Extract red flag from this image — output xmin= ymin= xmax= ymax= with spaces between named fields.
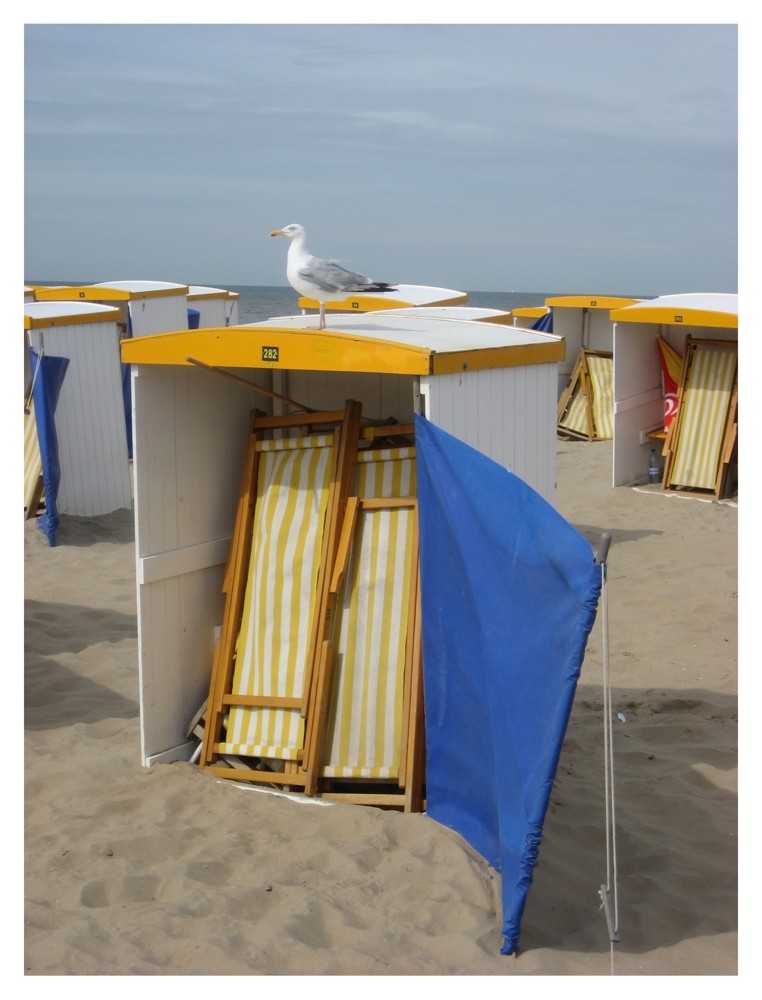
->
xmin=657 ymin=337 xmax=682 ymax=432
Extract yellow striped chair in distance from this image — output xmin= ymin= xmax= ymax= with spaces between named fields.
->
xmin=585 ymin=351 xmax=614 ymax=440
xmin=24 ymin=400 xmax=44 ymax=519
xmin=662 ymin=337 xmax=738 ymax=500
xmin=557 ymin=348 xmax=614 ymax=441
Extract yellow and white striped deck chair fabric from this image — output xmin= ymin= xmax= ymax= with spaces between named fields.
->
xmin=557 ymin=353 xmax=590 ymax=439
xmin=557 ymin=384 xmax=589 ymax=437
xmin=665 ymin=341 xmax=737 ymax=494
xmin=320 ymin=444 xmax=418 ymax=782
xmin=557 ymin=349 xmax=613 ymax=440
xmin=585 ymin=352 xmax=614 ymax=440
xmin=217 ymin=433 xmax=335 ymax=761
xmin=24 ymin=402 xmax=44 ymax=517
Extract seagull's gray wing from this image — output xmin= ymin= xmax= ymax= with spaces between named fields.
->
xmin=298 ymin=256 xmax=372 ymax=294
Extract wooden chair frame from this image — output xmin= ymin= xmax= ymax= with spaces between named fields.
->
xmin=557 ymin=348 xmax=614 ymax=441
xmin=199 ymin=402 xmax=362 ymax=789
xmin=197 ymin=415 xmax=426 ymax=811
xmin=661 ymin=336 xmax=738 ymax=500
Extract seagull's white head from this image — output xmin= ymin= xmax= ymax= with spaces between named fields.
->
xmin=269 ymin=223 xmax=305 ymax=240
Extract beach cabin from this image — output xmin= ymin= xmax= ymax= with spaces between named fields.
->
xmin=297 ymin=283 xmax=468 ymax=319
xmin=24 ymin=300 xmax=132 ymax=519
xmin=376 ymin=306 xmax=514 ymax=325
xmin=547 ymin=295 xmax=641 ymax=397
xmin=547 ymin=295 xmax=641 ymax=443
xmin=609 ymin=293 xmax=738 ymax=494
xmin=511 ymin=306 xmax=550 ymax=329
xmin=187 ymin=285 xmax=240 ymax=328
xmin=33 ymin=280 xmax=191 ymax=337
xmin=121 ymin=311 xmax=564 ymax=772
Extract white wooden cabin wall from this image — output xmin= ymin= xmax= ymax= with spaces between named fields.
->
xmin=132 ymin=363 xmax=272 ymax=764
xmin=285 ymin=370 xmax=414 ymax=425
xmin=128 ymin=295 xmax=189 ymax=337
xmin=588 ymin=310 xmax=617 ymax=352
xmin=191 ymin=297 xmax=239 ymax=328
xmin=27 ymin=320 xmax=132 ymax=516
xmin=551 ymin=309 xmax=582 ymax=388
xmin=422 ymin=363 xmax=557 ymax=503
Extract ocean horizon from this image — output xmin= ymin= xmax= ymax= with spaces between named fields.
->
xmin=27 ymin=283 xmax=654 ymax=325
xmin=229 ymin=286 xmax=557 ymax=324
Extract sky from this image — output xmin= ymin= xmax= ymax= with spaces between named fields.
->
xmin=12 ymin=11 xmax=757 ymax=949
xmin=22 ymin=15 xmax=739 ymax=297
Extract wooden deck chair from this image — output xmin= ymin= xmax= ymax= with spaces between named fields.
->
xmin=199 ymin=401 xmax=362 ymax=787
xmin=662 ymin=337 xmax=738 ymax=500
xmin=305 ymin=426 xmax=425 ymax=811
xmin=585 ymin=351 xmax=614 ymax=440
xmin=24 ymin=400 xmax=44 ymax=519
xmin=557 ymin=349 xmax=614 ymax=441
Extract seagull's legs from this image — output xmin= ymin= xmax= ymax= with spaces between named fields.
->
xmin=319 ymin=303 xmax=326 ymax=330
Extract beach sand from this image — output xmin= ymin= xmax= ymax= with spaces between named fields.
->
xmin=23 ymin=438 xmax=738 ymax=977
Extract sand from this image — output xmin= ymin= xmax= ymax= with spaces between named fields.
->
xmin=23 ymin=438 xmax=738 ymax=978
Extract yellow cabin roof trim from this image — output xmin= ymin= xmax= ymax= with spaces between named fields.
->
xmin=34 ymin=284 xmax=189 ymax=302
xmin=298 ymin=291 xmax=469 ymax=312
xmin=121 ymin=323 xmax=564 ymax=376
xmin=187 ymin=289 xmax=241 ymax=300
xmin=430 ymin=340 xmax=565 ymax=375
xmin=24 ymin=307 xmax=123 ymax=329
xmin=122 ymin=326 xmax=434 ymax=375
xmin=511 ymin=306 xmax=549 ymax=318
xmin=544 ymin=295 xmax=640 ymax=310
xmin=609 ymin=304 xmax=738 ymax=328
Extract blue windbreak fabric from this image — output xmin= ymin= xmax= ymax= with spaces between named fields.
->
xmin=414 ymin=415 xmax=601 ymax=955
xmin=29 ymin=348 xmax=69 ymax=546
xmin=122 ymin=309 xmax=133 ymax=459
xmin=531 ymin=310 xmax=553 ymax=332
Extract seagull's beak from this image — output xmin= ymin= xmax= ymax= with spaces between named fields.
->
xmin=269 ymin=229 xmax=284 ymax=237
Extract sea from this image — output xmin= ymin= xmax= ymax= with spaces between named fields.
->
xmin=31 ymin=284 xmax=649 ymax=322
xmin=222 ymin=286 xmax=553 ymax=324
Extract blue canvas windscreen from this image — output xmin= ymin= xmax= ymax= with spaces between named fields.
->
xmin=414 ymin=415 xmax=601 ymax=955
xmin=122 ymin=310 xmax=133 ymax=459
xmin=531 ymin=310 xmax=554 ymax=332
xmin=29 ymin=348 xmax=69 ymax=546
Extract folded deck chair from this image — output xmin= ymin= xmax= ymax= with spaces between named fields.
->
xmin=24 ymin=401 xmax=44 ymax=519
xmin=305 ymin=426 xmax=425 ymax=810
xmin=557 ymin=349 xmax=614 ymax=441
xmin=200 ymin=402 xmax=362 ymax=787
xmin=662 ymin=337 xmax=738 ymax=499
xmin=585 ymin=351 xmax=614 ymax=439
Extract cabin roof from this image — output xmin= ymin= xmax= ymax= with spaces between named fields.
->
xmin=24 ymin=300 xmax=122 ymax=329
xmin=610 ymin=292 xmax=738 ymax=328
xmin=34 ymin=280 xmax=189 ymax=302
xmin=297 ymin=283 xmax=468 ymax=313
xmin=121 ymin=310 xmax=564 ymax=377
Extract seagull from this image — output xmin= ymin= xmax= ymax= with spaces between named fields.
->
xmin=269 ymin=223 xmax=397 ymax=329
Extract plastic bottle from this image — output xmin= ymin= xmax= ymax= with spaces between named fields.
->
xmin=648 ymin=448 xmax=660 ymax=484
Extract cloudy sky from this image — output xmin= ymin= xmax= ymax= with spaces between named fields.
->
xmin=23 ymin=17 xmax=738 ymax=297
